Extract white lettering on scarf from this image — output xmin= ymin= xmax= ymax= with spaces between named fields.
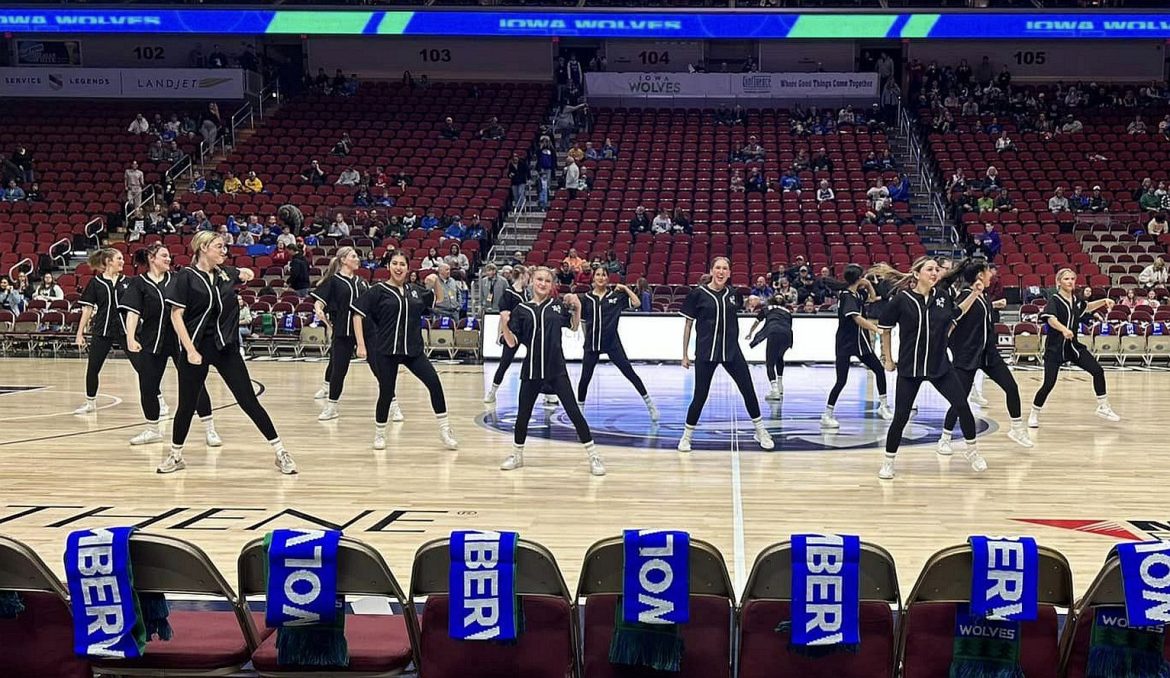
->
xmin=804 ymin=534 xmax=845 ymax=644
xmin=462 ymin=531 xmax=503 ymax=639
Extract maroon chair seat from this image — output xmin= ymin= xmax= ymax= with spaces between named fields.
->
xmin=738 ymin=600 xmax=894 ymax=678
xmin=252 ymin=614 xmax=412 ymax=673
xmin=419 ymin=594 xmax=574 ymax=677
xmin=901 ymin=602 xmax=1059 ymax=678
xmin=583 ymin=593 xmax=731 ymax=678
xmin=1063 ymin=605 xmax=1170 ymax=678
xmin=101 ymin=610 xmax=268 ymax=671
xmin=0 ymin=591 xmax=91 ymax=678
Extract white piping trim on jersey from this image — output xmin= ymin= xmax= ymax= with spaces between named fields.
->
xmin=189 ymin=269 xmax=215 ymax=346
xmin=698 ymin=285 xmax=724 ymax=362
xmin=519 ymin=303 xmax=541 ymax=379
xmin=149 ymin=273 xmax=168 ymax=354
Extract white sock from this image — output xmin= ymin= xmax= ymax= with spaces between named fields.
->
xmin=436 ymin=412 xmax=450 ymax=430
xmin=965 ymin=439 xmax=977 ymax=448
xmin=375 ymin=422 xmax=387 ymax=432
xmin=752 ymin=416 xmax=768 ymax=433
xmin=883 ymin=452 xmax=896 ymax=463
xmin=201 ymin=415 xmax=216 ymax=432
xmin=1032 ymin=405 xmax=1043 ymax=414
xmin=322 ymin=381 xmax=329 ymax=391
xmin=825 ymin=404 xmax=835 ymax=415
xmin=268 ymin=437 xmax=285 ymax=453
xmin=512 ymin=443 xmax=524 ymax=453
xmin=1096 ymin=395 xmax=1109 ymax=406
xmin=584 ymin=441 xmax=597 ymax=456
xmin=146 ymin=420 xmax=160 ymax=434
xmin=158 ymin=394 xmax=166 ymax=404
xmin=86 ymin=396 xmax=96 ymax=404
xmin=1010 ymin=417 xmax=1023 ymax=428
xmin=939 ymin=430 xmax=952 ymax=441
xmin=327 ymin=398 xmax=339 ymax=406
xmin=879 ymin=393 xmax=888 ymax=407
xmin=642 ymin=394 xmax=653 ymax=404
xmin=682 ymin=423 xmax=695 ymax=437
xmin=489 ymin=383 xmax=499 ymax=394
xmin=169 ymin=444 xmax=184 ymax=457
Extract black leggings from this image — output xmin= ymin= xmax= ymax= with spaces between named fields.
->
xmin=1032 ymin=349 xmax=1107 ymax=408
xmin=492 ymin=342 xmax=519 ymax=386
xmin=886 ymin=370 xmax=976 ymax=454
xmin=764 ymin=336 xmax=791 ymax=382
xmin=127 ymin=350 xmax=211 ymax=422
xmin=515 ymin=375 xmax=592 ymax=445
xmin=686 ymin=357 xmax=762 ymax=427
xmin=324 ymin=335 xmax=357 ymax=402
xmin=826 ymin=352 xmax=888 ymax=407
xmin=944 ymin=360 xmax=1021 ymax=430
xmin=172 ymin=338 xmax=278 ymax=446
xmin=576 ymin=342 xmax=648 ymax=402
xmin=369 ymin=352 xmax=447 ymax=424
xmin=84 ymin=336 xmax=122 ymax=398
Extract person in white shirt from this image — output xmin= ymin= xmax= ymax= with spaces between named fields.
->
xmin=276 ymin=231 xmax=296 ymax=248
xmin=33 ymin=273 xmax=64 ymax=301
xmin=124 ymin=161 xmax=145 ymax=208
xmin=995 ymin=131 xmax=1016 ymax=154
xmin=866 ymin=178 xmax=890 ymax=209
xmin=236 ymin=229 xmax=255 ymax=246
xmin=652 ymin=210 xmax=673 ymax=234
xmin=1139 ymin=256 xmax=1168 ymax=287
xmin=336 ymin=167 xmax=361 ymax=187
xmin=327 ymin=212 xmax=351 ymax=237
xmin=816 ymin=180 xmax=835 ymax=203
xmin=564 ymin=158 xmax=581 ymax=199
xmin=127 ymin=114 xmax=150 ymax=134
xmin=1048 ymin=187 xmax=1070 ymax=213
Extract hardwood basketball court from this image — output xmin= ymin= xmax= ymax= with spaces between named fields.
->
xmin=0 ymin=355 xmax=1163 ymax=597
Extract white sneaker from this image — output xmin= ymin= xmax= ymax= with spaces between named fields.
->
xmin=936 ymin=436 xmax=954 ymax=457
xmin=1008 ymin=425 xmax=1034 ymax=448
xmin=588 ymin=453 xmax=607 ymax=476
xmin=373 ymin=431 xmax=386 ymax=450
xmin=483 ymin=388 xmax=497 ymax=404
xmin=754 ymin=428 xmax=775 ymax=451
xmin=1027 ymin=409 xmax=1040 ymax=428
xmin=205 ymin=429 xmax=223 ymax=447
xmin=969 ymin=389 xmax=989 ymax=407
xmin=314 ymin=386 xmax=328 ymax=400
xmin=964 ymin=447 xmax=988 ymax=473
xmin=909 ymin=405 xmax=919 ymax=420
xmin=765 ymin=383 xmax=782 ymax=401
xmin=318 ymin=403 xmax=339 ymax=421
xmin=500 ymin=451 xmax=524 ymax=471
xmin=157 ymin=398 xmax=170 ymax=418
xmin=129 ymin=429 xmax=163 ymax=446
xmin=156 ymin=451 xmax=185 ymax=474
xmin=877 ymin=403 xmax=894 ymax=421
xmin=544 ymin=394 xmax=559 ymax=406
xmin=645 ymin=399 xmax=660 ymax=422
xmin=878 ymin=458 xmax=896 ymax=480
xmin=439 ymin=426 xmax=459 ymax=450
xmin=275 ymin=450 xmax=298 ymax=475
xmin=677 ymin=432 xmax=693 ymax=452
xmin=389 ymin=401 xmax=405 ymax=422
xmin=74 ymin=401 xmax=96 ymax=415
xmin=820 ymin=413 xmax=840 ymax=429
xmin=1095 ymin=404 xmax=1121 ymax=422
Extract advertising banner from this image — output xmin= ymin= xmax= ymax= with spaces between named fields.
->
xmin=0 ymin=67 xmax=244 ymax=98
xmin=15 ymin=39 xmax=82 ymax=66
xmin=586 ymin=71 xmax=878 ymax=100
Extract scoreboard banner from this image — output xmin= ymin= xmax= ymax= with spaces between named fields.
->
xmin=586 ymin=72 xmax=878 ymax=100
xmin=0 ymin=9 xmax=1169 ymax=38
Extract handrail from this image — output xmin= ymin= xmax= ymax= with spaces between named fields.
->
xmin=84 ymin=216 xmax=106 ymax=239
xmin=125 ymin=184 xmax=155 ymax=221
xmin=49 ymin=238 xmax=71 ymax=266
xmin=8 ymin=258 xmax=32 ymax=281
xmin=166 ymin=153 xmax=193 ymax=184
xmin=900 ymin=102 xmax=954 ymax=246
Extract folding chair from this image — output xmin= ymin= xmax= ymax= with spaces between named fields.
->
xmin=0 ymin=535 xmax=92 ymax=678
xmin=898 ymin=542 xmax=1073 ymax=678
xmin=1060 ymin=551 xmax=1170 ymax=678
xmin=577 ymin=535 xmax=734 ymax=678
xmin=410 ymin=535 xmax=576 ymax=677
xmin=738 ymin=539 xmax=900 ymax=678
xmin=92 ymin=532 xmax=267 ymax=676
xmin=238 ymin=535 xmax=420 ymax=677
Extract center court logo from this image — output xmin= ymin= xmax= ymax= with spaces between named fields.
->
xmin=1012 ymin=518 xmax=1170 ymax=541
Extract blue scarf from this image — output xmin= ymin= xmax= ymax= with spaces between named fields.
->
xmin=265 ymin=529 xmax=347 ymax=667
xmin=1118 ymin=541 xmax=1170 ymax=628
xmin=968 ymin=536 xmax=1039 ymax=622
xmin=448 ymin=530 xmax=520 ymax=641
xmin=609 ymin=530 xmax=689 ymax=672
xmin=790 ymin=534 xmax=861 ymax=649
xmin=1087 ymin=606 xmax=1170 ymax=678
xmin=64 ymin=526 xmax=170 ymax=659
xmin=950 ymin=604 xmax=1024 ymax=678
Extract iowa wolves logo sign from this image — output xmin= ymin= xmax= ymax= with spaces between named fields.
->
xmin=1012 ymin=519 xmax=1170 ymax=542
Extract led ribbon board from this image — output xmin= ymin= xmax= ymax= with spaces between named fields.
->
xmin=0 ymin=9 xmax=1168 ymax=38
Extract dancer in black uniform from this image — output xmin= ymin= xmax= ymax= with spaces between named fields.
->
xmin=312 ymin=246 xmax=373 ymax=422
xmin=677 ymin=257 xmax=774 ymax=452
xmin=873 ymin=257 xmax=987 ymax=479
xmin=74 ymin=248 xmax=127 ymax=415
xmin=820 ymin=265 xmax=893 ymax=428
xmin=576 ymin=266 xmax=659 ymax=420
xmin=122 ymin=243 xmax=218 ymax=447
xmin=1028 ymin=267 xmax=1120 ymax=427
xmin=745 ymin=294 xmax=793 ymax=401
xmin=483 ymin=265 xmax=530 ymax=404
xmin=938 ymin=260 xmax=1034 ymax=454
xmin=161 ymin=231 xmax=297 ymax=475
xmin=499 ymin=266 xmax=605 ymax=475
xmin=352 ymin=251 xmax=459 ymax=452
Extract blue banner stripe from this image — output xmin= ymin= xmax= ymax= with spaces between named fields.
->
xmin=885 ymin=14 xmax=910 ymax=39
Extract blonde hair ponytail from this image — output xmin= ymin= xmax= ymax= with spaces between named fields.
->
xmin=323 ymin=246 xmax=356 ymax=280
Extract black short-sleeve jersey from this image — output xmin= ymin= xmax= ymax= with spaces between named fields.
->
xmin=311 ymin=273 xmax=369 ymax=338
xmin=508 ymin=298 xmax=575 ymax=381
xmin=80 ymin=275 xmax=127 ymax=339
xmin=120 ymin=272 xmax=175 ymax=355
xmin=352 ymin=282 xmax=434 ymax=357
xmin=580 ymin=290 xmax=629 ymax=354
xmin=1039 ymin=292 xmax=1088 ymax=361
xmin=680 ymin=284 xmax=743 ymax=364
xmin=166 ymin=266 xmax=242 ymax=349
xmin=835 ymin=289 xmax=874 ymax=358
xmin=878 ymin=288 xmax=957 ymax=378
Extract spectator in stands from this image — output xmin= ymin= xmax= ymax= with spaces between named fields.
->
xmin=147 ymin=139 xmax=165 ymax=163
xmin=166 ymin=202 xmax=186 ymax=232
xmin=223 ymin=171 xmax=243 ymax=195
xmin=775 ymin=278 xmax=798 ymax=306
xmin=276 ymin=228 xmax=296 ymax=248
xmin=1135 ymin=177 xmax=1155 ymax=202
xmin=236 ymin=227 xmax=255 ymax=247
xmin=163 ymin=141 xmax=184 ymax=163
xmin=277 ymin=204 xmax=304 ymax=234
xmin=205 ymin=171 xmax=224 ymax=195
xmin=479 ymin=264 xmax=507 ymax=313
xmin=287 ymin=245 xmax=311 ymax=297
xmin=1088 ymin=186 xmax=1109 ymax=213
xmin=816 ymin=180 xmax=835 ymax=203
xmin=974 ymin=222 xmax=1002 ymax=261
xmin=440 ymin=117 xmax=460 ymax=141
xmin=995 ymin=131 xmax=1016 ymax=154
xmin=24 ymin=182 xmax=41 ymax=202
xmin=751 ymin=276 xmax=774 ymax=299
xmin=433 ymin=263 xmax=463 ymax=321
xmin=336 ymin=166 xmax=361 ymax=187
xmin=567 ymin=143 xmax=585 ymax=164
xmin=444 ymin=243 xmax=469 ymax=276
xmin=326 ymin=212 xmax=351 ymax=237
xmin=603 ymin=250 xmax=624 ymax=276
xmin=301 ymin=160 xmax=326 ymax=186
xmin=861 ymin=152 xmax=881 ymax=172
xmin=730 ymin=170 xmax=745 ymax=193
xmin=0 ymin=278 xmax=24 ymax=314
xmin=1148 ymin=213 xmax=1168 ymax=237
xmin=1159 ymin=115 xmax=1170 ymax=140
xmin=867 ymin=177 xmax=890 ymax=209
xmin=982 ymin=165 xmax=1001 ymax=190
xmin=564 ymin=158 xmax=581 ymax=200
xmin=601 ymin=138 xmax=618 ymax=159
xmin=258 ymin=226 xmax=277 ymax=246
xmin=652 ymin=209 xmax=673 ymax=234
xmin=3 ymin=181 xmax=25 ymax=202
xmin=1058 ymin=115 xmax=1083 ymax=135
xmin=556 ymin=261 xmax=575 ymax=286
xmin=635 ymin=278 xmax=652 ymax=312
xmin=672 ymin=209 xmax=693 ymax=236
xmin=1146 ymin=289 xmax=1162 ymax=309
xmin=811 ymin=147 xmax=833 ymax=173
xmin=189 ymin=210 xmax=212 ymax=233
xmin=207 ymin=44 xmax=228 ymax=68
xmin=746 ymin=166 xmax=769 ymax=194
xmin=947 ymin=167 xmax=968 ymax=194
xmin=563 ymin=248 xmax=586 ymax=273
xmin=1068 ymin=185 xmax=1088 ymax=212
xmin=1128 ymin=115 xmax=1148 ymax=135
xmin=189 ymin=171 xmax=207 ymax=194
xmin=421 ymin=247 xmax=443 ymax=270
xmin=199 ymin=116 xmax=218 ymax=147
xmin=32 ymin=273 xmax=63 ymax=301
xmin=11 ymin=146 xmax=33 ymax=183
xmin=478 ymin=117 xmax=505 ymax=141
xmin=243 ymin=171 xmax=263 ymax=194
xmin=740 ymin=136 xmax=766 ymax=162
xmin=1140 ymin=256 xmax=1168 ymax=287
xmin=330 ymin=132 xmax=353 ymax=157
xmin=1048 ymin=187 xmax=1070 ymax=213
xmin=629 ymin=206 xmax=651 ymax=235
xmin=507 ymin=154 xmax=529 ymax=208
xmin=884 ymin=173 xmax=909 ymax=203
xmin=421 ymin=210 xmax=440 ymax=232
xmin=779 ymin=168 xmax=801 ymax=193
xmin=976 ymin=191 xmax=996 ymax=214
xmin=128 ymin=114 xmax=151 ymax=135
xmin=837 ymin=106 xmax=856 ymax=130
